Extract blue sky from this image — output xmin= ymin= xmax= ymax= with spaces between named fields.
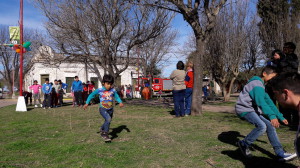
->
xmin=0 ymin=0 xmax=45 ymax=30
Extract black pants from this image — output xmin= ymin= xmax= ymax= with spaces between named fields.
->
xmin=43 ymin=94 xmax=52 ymax=108
xmin=58 ymin=92 xmax=64 ymax=106
xmin=74 ymin=91 xmax=83 ymax=106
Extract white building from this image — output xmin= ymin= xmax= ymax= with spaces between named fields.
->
xmin=24 ymin=46 xmax=139 ymax=95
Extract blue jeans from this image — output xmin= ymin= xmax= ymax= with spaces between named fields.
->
xmin=173 ymin=89 xmax=185 ymax=117
xmin=99 ymin=107 xmax=114 ymax=132
xmin=185 ymin=88 xmax=192 ymax=115
xmin=242 ymin=112 xmax=284 ymax=155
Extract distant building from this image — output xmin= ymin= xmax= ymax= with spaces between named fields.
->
xmin=24 ymin=46 xmax=140 ymax=94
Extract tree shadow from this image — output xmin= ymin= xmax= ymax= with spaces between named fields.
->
xmin=109 ymin=125 xmax=130 ymax=140
xmin=218 ymin=131 xmax=297 ymax=168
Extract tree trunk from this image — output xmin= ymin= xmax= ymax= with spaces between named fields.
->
xmin=191 ymin=38 xmax=205 ymax=115
xmin=223 ymin=77 xmax=237 ymax=101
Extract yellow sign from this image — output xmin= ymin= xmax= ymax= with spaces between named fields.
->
xmin=9 ymin=26 xmax=20 ymax=44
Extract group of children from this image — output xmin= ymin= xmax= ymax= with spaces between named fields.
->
xmin=235 ymin=42 xmax=300 ymax=162
xmin=30 ymin=78 xmax=68 ymax=109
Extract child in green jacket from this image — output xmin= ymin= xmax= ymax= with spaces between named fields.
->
xmin=235 ymin=66 xmax=296 ymax=161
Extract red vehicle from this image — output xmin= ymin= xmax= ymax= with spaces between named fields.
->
xmin=135 ymin=77 xmax=173 ymax=96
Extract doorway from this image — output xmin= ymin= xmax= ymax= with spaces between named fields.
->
xmin=40 ymin=74 xmax=49 ymax=84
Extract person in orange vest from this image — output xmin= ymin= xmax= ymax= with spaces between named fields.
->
xmin=184 ymin=62 xmax=193 ymax=116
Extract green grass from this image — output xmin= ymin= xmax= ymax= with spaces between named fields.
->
xmin=0 ymin=103 xmax=299 ymax=168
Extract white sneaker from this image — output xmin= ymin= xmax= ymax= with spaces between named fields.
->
xmin=40 ymin=104 xmax=43 ymax=107
xmin=34 ymin=105 xmax=38 ymax=108
xmin=278 ymin=152 xmax=297 ymax=161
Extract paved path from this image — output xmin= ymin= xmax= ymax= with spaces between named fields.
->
xmin=0 ymin=99 xmax=18 ymax=108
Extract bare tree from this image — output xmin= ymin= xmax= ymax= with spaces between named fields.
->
xmin=137 ymin=29 xmax=177 ymax=92
xmin=34 ymin=0 xmax=174 ymax=84
xmin=0 ymin=25 xmax=46 ymax=97
xmin=257 ymin=0 xmax=300 ymax=56
xmin=242 ymin=15 xmax=263 ymax=79
xmin=142 ymin=0 xmax=227 ymax=115
xmin=207 ymin=1 xmax=249 ymax=101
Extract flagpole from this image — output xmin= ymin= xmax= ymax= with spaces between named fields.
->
xmin=16 ymin=0 xmax=27 ymax=112
xmin=19 ymin=0 xmax=23 ymax=96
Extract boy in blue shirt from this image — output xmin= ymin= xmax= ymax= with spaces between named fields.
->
xmin=72 ymin=76 xmax=83 ymax=107
xmin=83 ymin=74 xmax=124 ymax=141
xmin=235 ymin=66 xmax=296 ymax=161
xmin=42 ymin=78 xmax=52 ymax=109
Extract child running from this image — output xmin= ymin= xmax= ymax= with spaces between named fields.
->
xmin=235 ymin=65 xmax=296 ymax=161
xmin=83 ymin=74 xmax=124 ymax=142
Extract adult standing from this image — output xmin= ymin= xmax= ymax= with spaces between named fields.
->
xmin=184 ymin=62 xmax=194 ymax=116
xmin=170 ymin=61 xmax=186 ymax=117
xmin=72 ymin=76 xmax=83 ymax=107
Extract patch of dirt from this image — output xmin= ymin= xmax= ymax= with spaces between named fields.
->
xmin=125 ymin=98 xmax=235 ymax=113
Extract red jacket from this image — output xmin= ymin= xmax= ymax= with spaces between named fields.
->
xmin=185 ymin=71 xmax=194 ymax=88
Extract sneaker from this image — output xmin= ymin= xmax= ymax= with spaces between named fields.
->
xmin=237 ymin=140 xmax=252 ymax=158
xmin=278 ymin=152 xmax=297 ymax=161
xmin=43 ymin=107 xmax=46 ymax=109
xmin=34 ymin=105 xmax=38 ymax=108
xmin=40 ymin=104 xmax=43 ymax=107
xmin=101 ymin=132 xmax=111 ymax=142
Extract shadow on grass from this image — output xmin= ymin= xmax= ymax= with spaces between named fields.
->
xmin=218 ymin=131 xmax=297 ymax=168
xmin=26 ymin=107 xmax=35 ymax=111
xmin=109 ymin=125 xmax=130 ymax=140
xmin=168 ymin=110 xmax=175 ymax=116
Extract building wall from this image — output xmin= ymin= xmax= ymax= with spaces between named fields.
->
xmin=24 ymin=62 xmax=137 ymax=93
